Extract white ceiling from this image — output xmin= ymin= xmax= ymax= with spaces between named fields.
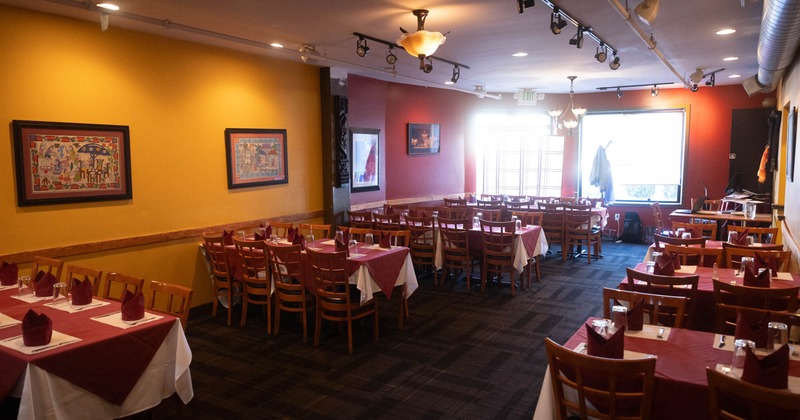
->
xmin=1 ymin=0 xmax=765 ymax=95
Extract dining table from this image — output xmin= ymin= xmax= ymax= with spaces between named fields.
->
xmin=433 ymin=224 xmax=549 ymax=274
xmin=533 ymin=317 xmax=800 ymax=420
xmin=642 ymin=239 xmax=776 ymax=262
xmin=619 ymin=262 xmax=800 ymax=331
xmin=0 ymin=283 xmax=192 ymax=419
xmin=669 ymin=210 xmax=772 ymax=240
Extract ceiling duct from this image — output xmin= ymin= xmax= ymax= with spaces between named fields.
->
xmin=746 ymin=0 xmax=800 ymax=95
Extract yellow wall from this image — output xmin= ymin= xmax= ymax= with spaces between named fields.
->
xmin=0 ymin=6 xmax=323 ymax=305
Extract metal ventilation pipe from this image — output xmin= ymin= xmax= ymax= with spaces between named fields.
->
xmin=752 ymin=0 xmax=800 ymax=93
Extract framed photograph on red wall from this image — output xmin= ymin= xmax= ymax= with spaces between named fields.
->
xmin=225 ymin=128 xmax=288 ymax=189
xmin=408 ymin=123 xmax=440 ymax=155
xmin=12 ymin=120 xmax=132 ymax=207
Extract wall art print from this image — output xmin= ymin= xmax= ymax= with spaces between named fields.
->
xmin=408 ymin=122 xmax=440 ymax=155
xmin=350 ymin=128 xmax=380 ymax=192
xmin=12 ymin=120 xmax=132 ymax=207
xmin=225 ymin=128 xmax=288 ymax=189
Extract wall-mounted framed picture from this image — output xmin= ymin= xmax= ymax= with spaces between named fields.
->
xmin=225 ymin=128 xmax=288 ymax=189
xmin=408 ymin=123 xmax=440 ymax=155
xmin=350 ymin=128 xmax=380 ymax=192
xmin=12 ymin=120 xmax=132 ymax=207
xmin=787 ymin=106 xmax=797 ymax=182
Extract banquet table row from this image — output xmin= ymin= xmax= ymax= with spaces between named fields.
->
xmin=533 ymin=318 xmax=800 ymax=420
xmin=0 ymin=284 xmax=193 ymax=419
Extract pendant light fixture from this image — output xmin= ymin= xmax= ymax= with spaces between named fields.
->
xmin=549 ymin=76 xmax=586 ymax=137
xmin=397 ymin=9 xmax=446 ymax=73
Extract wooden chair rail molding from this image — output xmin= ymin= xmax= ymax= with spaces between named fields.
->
xmin=350 ymin=192 xmax=477 ymax=212
xmin=1 ymin=210 xmax=324 ymax=264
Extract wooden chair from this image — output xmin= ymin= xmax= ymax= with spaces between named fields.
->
xmin=626 ymin=268 xmax=699 ymax=328
xmin=722 ymin=242 xmax=786 ymax=270
xmin=202 ymin=233 xmax=238 ymax=325
xmin=31 ymin=256 xmax=64 ymax=282
xmin=557 ymin=197 xmax=578 ymax=205
xmin=712 ymin=279 xmax=799 ymax=332
xmin=443 ymin=197 xmax=467 ymax=207
xmin=564 ymin=209 xmax=601 ymax=264
xmin=479 ymin=220 xmax=519 ymax=296
xmin=476 ymin=199 xmax=502 ymax=208
xmin=541 ymin=208 xmax=566 ymax=258
xmin=602 ymin=288 xmax=688 ymax=328
xmin=692 ymin=198 xmax=722 ymax=211
xmin=726 ymin=225 xmax=778 ymax=244
xmin=672 ymin=221 xmax=717 ymax=240
xmin=714 ymin=304 xmax=800 ymax=337
xmin=437 ymin=217 xmax=473 ymax=288
xmin=268 ymin=221 xmax=293 ymax=238
xmin=102 ymin=272 xmax=145 ymax=302
xmin=306 ymin=248 xmax=378 ymax=354
xmin=299 ymin=223 xmax=331 ymax=239
xmin=405 ymin=215 xmax=437 ymax=283
xmin=544 ymin=337 xmax=656 ymax=420
xmin=372 ymin=229 xmax=411 ymax=247
xmin=347 ymin=211 xmax=374 ymax=229
xmin=347 ymin=227 xmax=372 ymax=243
xmin=439 ymin=206 xmax=468 ymax=219
xmin=147 ymin=281 xmax=194 ymax=330
xmin=650 ymin=202 xmax=664 ymax=233
xmin=505 ymin=200 xmax=532 ymax=210
xmin=706 ymin=367 xmax=800 ymax=420
xmin=373 ymin=213 xmax=401 ymax=230
xmin=382 ymin=203 xmax=409 ymax=215
xmin=653 ymin=234 xmax=706 ymax=252
xmin=233 ymin=238 xmax=272 ymax=331
xmin=511 ymin=210 xmax=543 ymax=226
xmin=477 ymin=208 xmax=503 ymax=222
xmin=480 ymin=194 xmax=503 ymax=202
xmin=266 ymin=243 xmax=311 ymax=342
xmin=64 ymin=265 xmax=103 ymax=297
xmin=663 ymin=244 xmax=723 ymax=267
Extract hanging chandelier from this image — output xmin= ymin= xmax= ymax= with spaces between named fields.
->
xmin=548 ymin=76 xmax=586 ymax=137
xmin=397 ymin=9 xmax=446 ymax=73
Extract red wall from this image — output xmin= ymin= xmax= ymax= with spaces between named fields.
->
xmin=347 ymin=75 xmax=387 ymax=205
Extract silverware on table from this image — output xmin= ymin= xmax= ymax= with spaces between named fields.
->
xmin=1 ymin=334 xmax=22 ymax=343
xmin=718 ymin=335 xmax=726 ymax=348
xmin=92 ymin=311 xmax=120 ymax=319
xmin=657 ymin=328 xmax=665 ymax=339
xmin=30 ymin=339 xmax=80 ymax=353
xmin=72 ymin=302 xmax=105 ymax=311
xmin=126 ymin=316 xmax=156 ymax=326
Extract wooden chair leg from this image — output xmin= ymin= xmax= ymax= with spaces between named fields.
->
xmin=240 ymin=297 xmax=248 ymax=327
xmin=313 ymin=299 xmax=322 ymax=347
xmin=273 ymin=300 xmax=281 ymax=336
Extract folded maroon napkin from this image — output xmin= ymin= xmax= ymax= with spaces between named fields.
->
xmin=254 ymin=231 xmax=265 ymax=241
xmin=730 ymin=229 xmax=750 ymax=245
xmin=34 ymin=271 xmax=57 ymax=297
xmin=734 ymin=310 xmax=770 ymax=348
xmin=741 ymin=344 xmax=789 ymax=389
xmin=754 ymin=253 xmax=779 ymax=277
xmin=627 ymin=300 xmax=644 ymax=331
xmin=292 ymin=233 xmax=306 ymax=250
xmin=743 ymin=266 xmax=770 ymax=287
xmin=287 ymin=227 xmax=297 ymax=242
xmin=653 ymin=257 xmax=675 ymax=276
xmin=379 ymin=231 xmax=392 ymax=249
xmin=223 ymin=230 xmax=235 ymax=245
xmin=22 ymin=309 xmax=52 ymax=346
xmin=656 ymin=252 xmax=681 ymax=270
xmin=121 ymin=290 xmax=145 ymax=321
xmin=585 ymin=323 xmax=624 ymax=359
xmin=70 ymin=278 xmax=93 ymax=305
xmin=335 ymin=233 xmax=350 ymax=256
xmin=0 ymin=261 xmax=18 ymax=286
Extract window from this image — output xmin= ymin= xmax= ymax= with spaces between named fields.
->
xmin=475 ymin=112 xmax=562 ymax=197
xmin=579 ymin=109 xmax=687 ymax=204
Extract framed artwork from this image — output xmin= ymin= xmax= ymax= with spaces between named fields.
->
xmin=225 ymin=128 xmax=288 ymax=189
xmin=12 ymin=120 xmax=132 ymax=207
xmin=408 ymin=123 xmax=440 ymax=155
xmin=350 ymin=128 xmax=380 ymax=192
xmin=787 ymin=107 xmax=797 ymax=182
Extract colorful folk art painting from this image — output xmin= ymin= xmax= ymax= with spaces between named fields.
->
xmin=225 ymin=129 xmax=288 ymax=188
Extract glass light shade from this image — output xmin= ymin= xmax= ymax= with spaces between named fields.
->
xmin=397 ymin=30 xmax=446 ymax=57
xmin=563 ymin=119 xmax=578 ymax=129
xmin=548 ymin=109 xmax=563 ymax=117
xmin=572 ymin=107 xmax=587 ymax=117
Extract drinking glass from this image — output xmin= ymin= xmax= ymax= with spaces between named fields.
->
xmin=349 ymin=238 xmax=359 ymax=254
xmin=740 ymin=256 xmax=754 ymax=275
xmin=515 ymin=219 xmax=522 ymax=232
xmin=731 ymin=339 xmax=755 ymax=377
xmin=768 ymin=322 xmax=788 ymax=350
xmin=472 ymin=216 xmax=480 ymax=230
xmin=52 ymin=282 xmax=68 ymax=305
xmin=17 ymin=275 xmax=32 ymax=296
xmin=591 ymin=319 xmax=610 ymax=338
xmin=681 ymin=232 xmax=692 ymax=239
xmin=610 ymin=305 xmax=628 ymax=334
xmin=237 ymin=230 xmax=246 ymax=239
xmin=270 ymin=233 xmax=278 ymax=244
xmin=306 ymin=233 xmax=315 ymax=249
xmin=365 ymin=233 xmax=374 ymax=247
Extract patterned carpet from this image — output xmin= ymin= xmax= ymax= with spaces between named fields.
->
xmin=145 ymin=241 xmax=648 ymax=419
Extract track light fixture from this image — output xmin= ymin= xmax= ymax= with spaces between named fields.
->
xmin=705 ymin=73 xmax=716 ymax=87
xmin=597 ymin=82 xmax=673 ymax=96
xmin=451 ymin=65 xmax=460 ymax=83
xmin=686 ymin=67 xmax=724 ymax=91
xmin=595 ymin=44 xmax=607 ymax=63
xmin=616 ymin=88 xmax=624 ymax=99
xmin=550 ymin=9 xmax=568 ymax=35
xmin=609 ymin=54 xmax=621 ymax=70
xmin=569 ymin=26 xmax=585 ymax=49
xmin=385 ymin=48 xmax=397 ymax=65
xmin=651 ymin=85 xmax=659 ymax=96
xmin=356 ymin=37 xmax=369 ymax=57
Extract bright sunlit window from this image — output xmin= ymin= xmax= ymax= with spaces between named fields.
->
xmin=475 ymin=112 xmax=562 ymax=197
xmin=579 ymin=109 xmax=687 ymax=204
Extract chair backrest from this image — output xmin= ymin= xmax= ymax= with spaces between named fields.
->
xmin=202 ymin=233 xmax=232 ymax=280
xmin=564 ymin=204 xmax=594 ymax=212
xmin=102 ymin=272 xmax=145 ymax=302
xmin=505 ymin=200 xmax=532 ymax=210
xmin=539 ymin=202 xmax=566 ymax=211
xmin=443 ymin=197 xmax=467 ymax=207
xmin=439 ymin=206 xmax=468 ymax=219
xmin=373 ymin=213 xmax=401 ymax=230
xmin=31 ymin=256 xmax=64 ymax=282
xmin=383 ymin=203 xmax=409 ymax=215
xmin=268 ymin=221 xmax=293 ymax=238
xmin=722 ymin=242 xmax=785 ymax=269
xmin=438 ymin=217 xmax=469 ymax=254
xmin=305 ymin=248 xmax=353 ymax=304
xmin=405 ymin=215 xmax=435 ymax=263
xmin=544 ymin=337 xmax=656 ymax=420
xmin=347 ymin=211 xmax=374 ymax=229
xmin=557 ymin=197 xmax=578 ymax=205
xmin=625 ymin=268 xmax=698 ymax=326
xmin=663 ymin=244 xmax=723 ymax=268
xmin=564 ymin=209 xmax=595 ymax=234
xmin=372 ymin=229 xmax=411 ymax=247
xmin=692 ymin=198 xmax=721 ymax=211
xmin=541 ymin=208 xmax=566 ymax=239
xmin=148 ymin=281 xmax=193 ymax=329
xmin=481 ymin=194 xmax=503 ymax=201
xmin=671 ymin=221 xmax=717 ymax=240
xmin=476 ymin=199 xmax=502 ymax=207
xmin=479 ymin=220 xmax=515 ymax=258
xmin=233 ymin=238 xmax=269 ymax=287
xmin=602 ymin=287 xmax=688 ymax=328
xmin=712 ymin=279 xmax=798 ymax=312
xmin=299 ymin=223 xmax=331 ymax=239
xmin=706 ymin=367 xmax=800 ymax=420
xmin=650 ymin=202 xmax=664 ymax=233
xmin=64 ymin=264 xmax=103 ymax=297
xmin=265 ymin=242 xmax=304 ymax=291
xmin=344 ymin=227 xmax=370 ymax=243
xmin=409 ymin=206 xmax=437 ymax=217
xmin=477 ymin=208 xmax=503 ymax=222
xmin=713 ymin=304 xmax=800 ymax=336
xmin=653 ymin=234 xmax=706 ymax=251
xmin=512 ymin=210 xmax=543 ymax=226
xmin=726 ymin=225 xmax=778 ymax=244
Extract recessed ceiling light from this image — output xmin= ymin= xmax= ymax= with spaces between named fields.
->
xmin=270 ymin=43 xmax=284 ymax=48
xmin=97 ymin=3 xmax=119 ymax=10
xmin=512 ymin=52 xmax=528 ymax=57
xmin=716 ymin=28 xmax=736 ymax=35
xmin=445 ymin=81 xmax=454 ymax=85
xmin=729 ymin=74 xmax=741 ymax=78
xmin=723 ymin=56 xmax=739 ymax=61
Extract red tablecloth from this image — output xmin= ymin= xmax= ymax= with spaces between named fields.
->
xmin=561 ymin=318 xmax=800 ymax=420
xmin=468 ymin=225 xmax=541 ymax=260
xmin=0 ymin=289 xmax=175 ymax=405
